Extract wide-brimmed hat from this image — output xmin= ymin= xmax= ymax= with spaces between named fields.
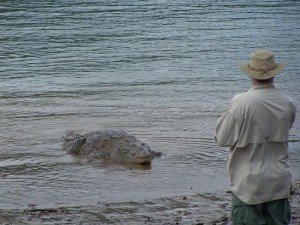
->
xmin=238 ymin=49 xmax=285 ymax=80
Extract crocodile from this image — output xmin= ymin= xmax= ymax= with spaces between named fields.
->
xmin=63 ymin=130 xmax=161 ymax=163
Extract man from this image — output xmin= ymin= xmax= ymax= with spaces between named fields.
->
xmin=215 ymin=49 xmax=296 ymax=225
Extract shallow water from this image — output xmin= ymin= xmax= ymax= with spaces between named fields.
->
xmin=0 ymin=0 xmax=299 ymax=210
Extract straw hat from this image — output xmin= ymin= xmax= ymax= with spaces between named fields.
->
xmin=238 ymin=49 xmax=285 ymax=80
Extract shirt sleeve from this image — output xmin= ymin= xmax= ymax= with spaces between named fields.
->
xmin=215 ymin=112 xmax=241 ymax=147
xmin=285 ymin=95 xmax=296 ymax=129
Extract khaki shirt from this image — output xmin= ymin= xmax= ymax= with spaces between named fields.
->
xmin=216 ymin=84 xmax=296 ymax=205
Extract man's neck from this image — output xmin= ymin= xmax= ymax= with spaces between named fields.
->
xmin=251 ymin=78 xmax=274 ymax=87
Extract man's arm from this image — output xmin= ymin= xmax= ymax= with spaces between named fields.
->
xmin=215 ymin=112 xmax=241 ymax=147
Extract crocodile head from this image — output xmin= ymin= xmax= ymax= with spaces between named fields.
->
xmin=117 ymin=142 xmax=153 ymax=164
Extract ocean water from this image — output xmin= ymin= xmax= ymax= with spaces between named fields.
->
xmin=0 ymin=0 xmax=299 ymax=210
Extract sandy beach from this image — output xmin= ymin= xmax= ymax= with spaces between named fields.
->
xmin=1 ymin=180 xmax=299 ymax=225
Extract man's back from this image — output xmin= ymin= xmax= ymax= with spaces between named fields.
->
xmin=227 ymin=85 xmax=295 ymax=148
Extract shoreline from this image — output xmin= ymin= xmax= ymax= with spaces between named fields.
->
xmin=1 ymin=180 xmax=299 ymax=225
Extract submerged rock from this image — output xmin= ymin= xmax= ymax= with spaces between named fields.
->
xmin=63 ymin=130 xmax=161 ymax=164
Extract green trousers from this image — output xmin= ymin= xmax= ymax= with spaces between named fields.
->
xmin=231 ymin=194 xmax=291 ymax=225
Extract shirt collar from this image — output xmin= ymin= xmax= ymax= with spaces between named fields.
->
xmin=251 ymin=83 xmax=275 ymax=89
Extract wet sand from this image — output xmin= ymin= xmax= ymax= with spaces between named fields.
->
xmin=1 ymin=180 xmax=299 ymax=225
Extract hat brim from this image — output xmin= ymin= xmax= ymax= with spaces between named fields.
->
xmin=238 ymin=62 xmax=285 ymax=80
